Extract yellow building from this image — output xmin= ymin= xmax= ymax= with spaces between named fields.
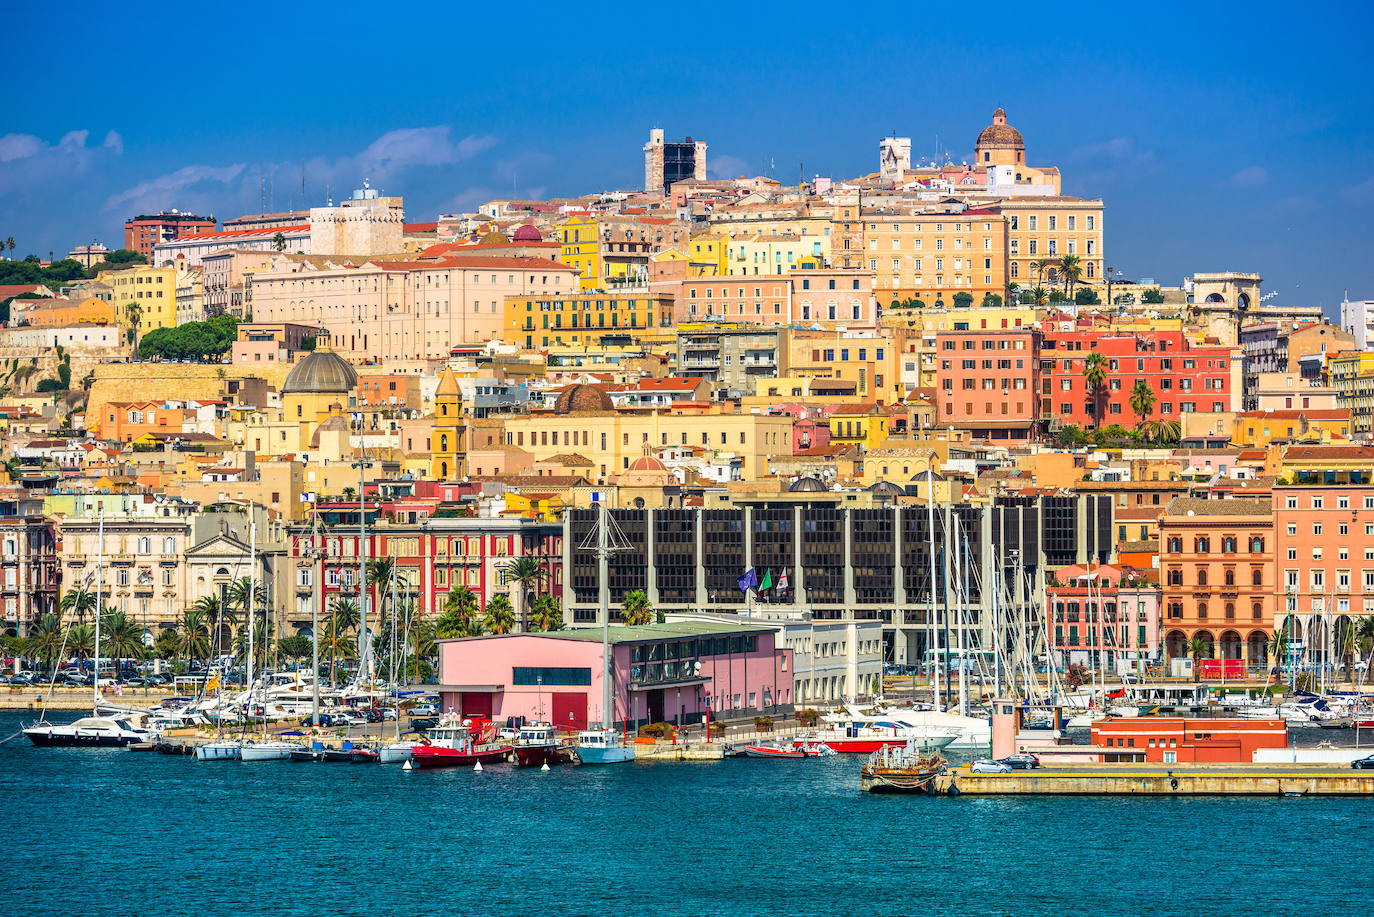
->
xmin=835 ymin=210 xmax=1010 ymax=308
xmin=430 ymin=370 xmax=467 ymax=480
xmin=787 ymin=329 xmax=906 ymax=403
xmin=96 ymin=264 xmax=182 ymax=338
xmin=503 ymin=292 xmax=672 ymax=348
xmin=686 ymin=234 xmax=729 ymax=276
xmin=1329 ymin=350 xmax=1374 ymax=436
xmin=278 ymin=348 xmax=358 ymax=451
xmin=826 ymin=403 xmax=890 ymax=449
xmin=23 ymin=295 xmax=115 ymax=327
xmin=556 ymin=215 xmax=688 ymax=291
xmin=997 ymin=197 xmax=1105 ymax=290
xmin=725 ymin=233 xmax=830 ymax=276
xmin=1232 ymin=409 xmax=1352 ymax=447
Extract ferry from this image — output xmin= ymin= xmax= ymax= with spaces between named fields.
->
xmin=410 ymin=718 xmax=513 ymax=768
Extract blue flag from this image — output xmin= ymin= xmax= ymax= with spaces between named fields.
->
xmin=737 ymin=567 xmax=758 ymax=593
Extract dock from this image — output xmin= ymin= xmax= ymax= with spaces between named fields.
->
xmin=934 ymin=763 xmax=1374 ymax=796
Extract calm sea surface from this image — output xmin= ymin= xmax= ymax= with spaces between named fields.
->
xmin=2 ymin=710 xmax=1370 ymax=916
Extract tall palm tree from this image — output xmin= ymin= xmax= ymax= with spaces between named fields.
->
xmin=65 ymin=622 xmax=95 ymax=662
xmin=501 ymin=556 xmax=547 ymax=631
xmin=529 ymin=594 xmax=564 ymax=632
xmin=621 ymin=589 xmax=653 ymax=626
xmin=436 ymin=585 xmax=480 ymax=638
xmin=483 ymin=594 xmax=516 ymax=635
xmin=1185 ymin=636 xmax=1209 ymax=682
xmin=1130 ymin=379 xmax=1157 ymax=427
xmin=100 ymin=608 xmax=144 ymax=678
xmin=153 ymin=627 xmax=180 ymax=664
xmin=1058 ymin=254 xmax=1083 ymax=301
xmin=1029 ymin=286 xmax=1049 ymax=306
xmin=227 ymin=576 xmax=268 ymax=664
xmin=1030 ymin=258 xmax=1053 ymax=289
xmin=25 ymin=612 xmax=65 ymax=672
xmin=366 ymin=557 xmax=396 ymax=640
xmin=59 ymin=587 xmax=96 ymax=625
xmin=123 ymin=300 xmax=143 ymax=348
xmin=326 ymin=597 xmax=360 ymax=683
xmin=176 ymin=608 xmax=211 ymax=672
xmin=1081 ymin=351 xmax=1108 ymax=428
xmin=191 ymin=594 xmax=234 ymax=658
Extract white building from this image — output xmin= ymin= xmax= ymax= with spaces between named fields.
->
xmin=1340 ymin=299 xmax=1374 ymax=350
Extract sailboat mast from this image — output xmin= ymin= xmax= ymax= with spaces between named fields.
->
xmin=954 ymin=515 xmax=968 ymax=717
xmin=93 ymin=508 xmax=103 ymax=714
xmin=598 ymin=502 xmax=613 ymax=730
xmin=358 ymin=448 xmax=368 ymax=683
xmin=247 ymin=515 xmax=256 ymax=718
xmin=926 ymin=474 xmax=940 ymax=710
xmin=310 ymin=514 xmax=321 ymax=724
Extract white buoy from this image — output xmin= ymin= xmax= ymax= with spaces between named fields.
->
xmin=474 ymin=760 xmax=483 ymax=772
xmin=541 ymin=761 xmax=550 ymax=771
xmin=402 ymin=760 xmax=412 ymax=771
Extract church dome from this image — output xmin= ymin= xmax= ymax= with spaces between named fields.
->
xmin=282 ymin=349 xmax=358 ymax=395
xmin=512 ymin=224 xmax=542 ymax=242
xmin=552 ymin=383 xmax=614 ymax=414
xmin=867 ymin=480 xmax=904 ymax=497
xmin=976 ymin=108 xmax=1024 ymax=150
xmin=479 ymin=231 xmax=508 ymax=245
xmin=788 ymin=476 xmax=828 ymax=493
xmin=628 ymin=454 xmax=667 ymax=473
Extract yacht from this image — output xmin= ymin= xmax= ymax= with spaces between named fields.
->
xmin=378 ymin=740 xmax=420 ymax=764
xmin=574 ymin=727 xmax=635 ymax=765
xmin=24 ymin=713 xmax=155 ymax=748
xmin=814 ymin=705 xmax=986 ymax=752
xmin=195 ymin=739 xmax=244 ymax=761
xmin=239 ymin=740 xmax=299 ymax=761
xmin=513 ymin=723 xmax=572 ymax=767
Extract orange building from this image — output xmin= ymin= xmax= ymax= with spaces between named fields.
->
xmin=1158 ymin=497 xmax=1274 ymax=666
xmin=1092 ymin=717 xmax=1286 ymax=764
xmin=934 ymin=328 xmax=1040 ymax=440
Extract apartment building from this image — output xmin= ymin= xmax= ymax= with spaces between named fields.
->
xmin=935 ymin=328 xmax=1041 ymax=440
xmin=503 ymin=292 xmax=673 ymax=348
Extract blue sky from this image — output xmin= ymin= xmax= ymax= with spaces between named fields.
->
xmin=4 ymin=1 xmax=1372 ymax=311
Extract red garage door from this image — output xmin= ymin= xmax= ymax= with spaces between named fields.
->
xmin=551 ymin=692 xmax=587 ymax=732
xmin=461 ymin=692 xmax=493 ymax=717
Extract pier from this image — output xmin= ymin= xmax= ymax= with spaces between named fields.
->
xmin=934 ymin=763 xmax=1374 ymax=796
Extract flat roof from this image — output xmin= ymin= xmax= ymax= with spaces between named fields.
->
xmin=548 ymin=620 xmax=774 ymax=645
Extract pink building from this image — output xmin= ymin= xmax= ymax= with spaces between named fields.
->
xmin=1046 ymin=564 xmax=1162 ymax=674
xmin=670 ymin=269 xmax=877 ymax=328
xmin=436 ymin=621 xmax=792 ymax=730
xmin=935 ymin=328 xmax=1041 ymax=440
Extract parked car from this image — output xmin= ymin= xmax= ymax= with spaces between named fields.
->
xmin=999 ymin=753 xmax=1041 ymax=770
xmin=1351 ymin=754 xmax=1374 ymax=770
xmin=408 ymin=703 xmax=438 ymax=717
xmin=971 ymin=759 xmax=1013 ymax=774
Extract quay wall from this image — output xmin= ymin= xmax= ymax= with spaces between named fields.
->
xmin=936 ymin=765 xmax=1374 ymax=796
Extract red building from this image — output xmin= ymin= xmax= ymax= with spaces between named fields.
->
xmin=935 ymin=328 xmax=1041 ymax=440
xmin=123 ymin=211 xmax=216 ymax=261
xmin=1092 ymin=717 xmax=1286 ymax=764
xmin=1040 ymin=329 xmax=1240 ymax=427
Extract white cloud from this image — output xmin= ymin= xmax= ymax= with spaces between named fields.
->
xmin=1229 ymin=166 xmax=1269 ymax=188
xmin=1341 ymin=174 xmax=1374 ymax=204
xmin=1066 ymin=137 xmax=1159 ymax=189
xmin=103 ymin=163 xmax=248 ymax=213
xmin=0 ymin=129 xmax=122 ymax=194
xmin=709 ymin=154 xmax=750 ymax=180
xmin=0 ymin=133 xmax=45 ymax=162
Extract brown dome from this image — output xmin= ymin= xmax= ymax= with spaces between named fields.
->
xmin=552 ymin=383 xmax=614 ymax=414
xmin=282 ymin=349 xmax=358 ymax=395
xmin=628 ymin=455 xmax=667 ymax=472
xmin=976 ymin=108 xmax=1024 ymax=150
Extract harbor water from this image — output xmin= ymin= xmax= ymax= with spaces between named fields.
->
xmin=4 ymin=712 xmax=1371 ymax=916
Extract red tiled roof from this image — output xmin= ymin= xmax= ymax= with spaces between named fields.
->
xmin=0 ymin=284 xmax=50 ymax=298
xmin=377 ymin=256 xmax=573 ymax=272
xmin=1239 ymin=409 xmax=1349 ymax=420
xmin=172 ymin=224 xmax=309 ymax=242
xmin=403 ymin=222 xmax=438 ymax=233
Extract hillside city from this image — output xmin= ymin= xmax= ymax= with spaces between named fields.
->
xmin=2 ymin=109 xmax=1373 ymax=717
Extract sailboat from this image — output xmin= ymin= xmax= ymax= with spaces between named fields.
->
xmin=26 ymin=509 xmax=158 ymax=749
xmin=237 ymin=515 xmax=299 ymax=762
xmin=574 ymin=502 xmax=635 ymax=765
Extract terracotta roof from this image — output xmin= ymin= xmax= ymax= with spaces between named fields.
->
xmin=1239 ymin=409 xmax=1349 ymax=420
xmin=541 ymin=453 xmax=595 ymax=467
xmin=1163 ymin=497 xmax=1270 ymax=517
xmin=376 ymin=255 xmax=573 ymax=272
xmin=0 ymin=284 xmax=50 ymax=298
xmin=174 ymin=224 xmax=308 ymax=242
xmin=1282 ymin=445 xmax=1374 ymax=459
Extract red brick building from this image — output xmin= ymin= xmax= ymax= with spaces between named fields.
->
xmin=1040 ymin=329 xmax=1240 ymax=427
xmin=935 ymin=328 xmax=1040 ymax=440
xmin=123 ymin=211 xmax=216 ymax=261
xmin=1092 ymin=717 xmax=1286 ymax=764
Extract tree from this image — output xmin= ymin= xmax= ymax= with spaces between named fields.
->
xmin=101 ymin=609 xmax=145 ymax=675
xmin=278 ymin=634 xmax=311 ymax=663
xmin=981 ymin=292 xmax=1003 ymax=308
xmin=191 ymin=594 xmax=234 ymax=657
xmin=24 ymin=613 xmax=65 ymax=671
xmin=501 ymin=556 xmax=547 ymax=631
xmin=59 ymin=586 xmax=97 ymax=625
xmin=483 ymin=594 xmax=516 ymax=635
xmin=123 ymin=300 xmax=143 ymax=347
xmin=1029 ymin=286 xmax=1049 ymax=306
xmin=1185 ymin=637 xmax=1209 ymax=682
xmin=326 ymin=597 xmax=360 ymax=683
xmin=1031 ymin=259 xmax=1053 ymax=288
xmin=436 ymin=585 xmax=481 ymax=638
xmin=176 ymin=608 xmax=211 ymax=671
xmin=153 ymin=627 xmax=181 ymax=662
xmin=1130 ymin=379 xmax=1157 ymax=427
xmin=1082 ymin=352 xmax=1108 ymax=428
xmin=65 ymin=622 xmax=95 ymax=661
xmin=1074 ymin=287 xmax=1101 ymax=306
xmin=621 ymin=589 xmax=653 ymax=626
xmin=952 ymin=291 xmax=973 ymax=309
xmin=1138 ymin=418 xmax=1181 ymax=446
xmin=1269 ymin=629 xmax=1290 ymax=673
xmin=272 ymin=232 xmax=288 ymax=252
xmin=1058 ymin=255 xmax=1083 ymax=301
xmin=529 ymin=594 xmax=564 ymax=632
xmin=1141 ymin=288 xmax=1165 ymax=305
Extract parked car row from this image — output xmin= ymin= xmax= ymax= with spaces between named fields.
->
xmin=970 ymin=753 xmax=1041 ymax=774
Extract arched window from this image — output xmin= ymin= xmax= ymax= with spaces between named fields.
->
xmin=1197 ymin=601 xmax=1208 ymax=620
xmin=1167 ymin=568 xmax=1182 ymax=586
xmin=1167 ymin=537 xmax=1182 ymax=553
xmin=137 ymin=537 xmax=150 ymax=553
xmin=1252 ymin=568 xmax=1263 ymax=586
xmin=1225 ymin=602 xmax=1236 ymax=620
xmin=163 ymin=537 xmax=175 ymax=554
xmin=1224 ymin=569 xmax=1235 ymax=586
xmin=1197 ymin=568 xmax=1208 ymax=586
xmin=1251 ymin=602 xmax=1263 ymax=620
xmin=1250 ymin=536 xmax=1264 ymax=552
xmin=1222 ymin=537 xmax=1237 ymax=553
xmin=1168 ymin=602 xmax=1183 ymax=619
xmin=1195 ymin=536 xmax=1210 ymax=553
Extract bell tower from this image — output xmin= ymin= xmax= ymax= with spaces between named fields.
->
xmin=430 ymin=370 xmax=468 ymax=480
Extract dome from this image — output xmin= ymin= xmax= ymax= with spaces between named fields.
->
xmin=788 ymin=476 xmax=827 ymax=493
xmin=975 ymin=108 xmax=1024 ymax=149
xmin=552 ymin=383 xmax=614 ymax=414
xmin=628 ymin=455 xmax=667 ymax=473
xmin=867 ymin=480 xmax=903 ymax=497
xmin=309 ymin=414 xmax=350 ymax=448
xmin=512 ymin=224 xmax=542 ymax=242
xmin=479 ymin=231 xmax=508 ymax=245
xmin=282 ymin=349 xmax=358 ymax=395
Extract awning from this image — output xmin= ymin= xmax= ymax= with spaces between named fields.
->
xmin=433 ymin=684 xmax=504 ymax=693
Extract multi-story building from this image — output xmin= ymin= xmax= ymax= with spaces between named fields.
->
xmin=1328 ymin=350 xmax=1374 ymax=436
xmin=643 ymin=128 xmax=707 ymax=195
xmin=788 ymin=328 xmax=906 ymax=404
xmin=95 ymin=263 xmax=187 ymax=339
xmin=123 ymin=211 xmax=216 ymax=261
xmin=0 ymin=489 xmax=58 ymax=638
xmin=1158 ymin=497 xmax=1273 ymax=667
xmin=557 ymin=214 xmax=689 ymax=290
xmin=1046 ymin=563 xmax=1161 ymax=673
xmin=724 ymin=233 xmax=831 ymax=275
xmin=838 ymin=207 xmax=1010 ymax=307
xmin=1339 ymin=298 xmax=1374 ymax=350
xmin=671 ymin=269 xmax=877 ymax=328
xmin=153 ymin=223 xmax=311 ymax=267
xmin=503 ymin=292 xmax=672 ymax=348
xmin=1039 ymin=328 xmax=1241 ymax=428
xmin=250 ymin=255 xmax=576 ymax=358
xmin=994 ymin=197 xmax=1104 ymax=289
xmin=935 ymin=328 xmax=1041 ymax=440
xmin=201 ymin=249 xmax=282 ymax=317
xmin=675 ymin=326 xmax=790 ymax=399
xmin=1273 ymin=485 xmax=1374 ymax=667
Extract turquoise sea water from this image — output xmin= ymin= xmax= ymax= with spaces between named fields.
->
xmin=3 ymin=711 xmax=1370 ymax=916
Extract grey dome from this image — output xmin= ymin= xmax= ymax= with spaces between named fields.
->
xmin=282 ymin=350 xmax=358 ymax=395
xmin=867 ymin=481 xmax=903 ymax=496
xmin=788 ymin=476 xmax=827 ymax=493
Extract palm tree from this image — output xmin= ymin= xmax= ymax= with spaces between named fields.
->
xmin=227 ymin=576 xmax=268 ymax=662
xmin=1058 ymin=254 xmax=1083 ymax=301
xmin=1129 ymin=379 xmax=1157 ymax=428
xmin=1138 ymin=418 xmax=1181 ymax=446
xmin=1029 ymin=286 xmax=1049 ymax=306
xmin=483 ymin=594 xmax=516 ymax=635
xmin=366 ymin=557 xmax=396 ymax=639
xmin=501 ymin=556 xmax=547 ymax=631
xmin=59 ymin=586 xmax=97 ymax=625
xmin=529 ymin=594 xmax=563 ymax=632
xmin=1030 ymin=258 xmax=1053 ymax=289
xmin=272 ymin=232 xmax=288 ymax=252
xmin=153 ymin=627 xmax=180 ymax=664
xmin=65 ymin=622 xmax=95 ymax=662
xmin=24 ymin=612 xmax=65 ymax=672
xmin=5 ymin=237 xmax=15 ymax=258
xmin=101 ymin=608 xmax=144 ymax=678
xmin=621 ymin=589 xmax=653 ymax=626
xmin=176 ymin=608 xmax=211 ymax=672
xmin=436 ymin=585 xmax=480 ymax=638
xmin=1185 ymin=636 xmax=1209 ymax=682
xmin=123 ymin=300 xmax=143 ymax=347
xmin=1081 ymin=351 xmax=1108 ymax=428
xmin=191 ymin=594 xmax=234 ymax=658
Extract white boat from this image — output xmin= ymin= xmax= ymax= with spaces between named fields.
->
xmin=24 ymin=713 xmax=155 ymax=748
xmin=820 ymin=705 xmax=989 ymax=751
xmin=574 ymin=727 xmax=635 ymax=765
xmin=378 ymin=740 xmax=420 ymax=764
xmin=239 ymin=740 xmax=299 ymax=761
xmin=195 ymin=740 xmax=244 ymax=761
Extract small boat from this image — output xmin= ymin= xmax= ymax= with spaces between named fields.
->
xmin=321 ymin=744 xmax=357 ymax=763
xmin=24 ymin=713 xmax=156 ymax=749
xmin=240 ymin=740 xmax=299 ymax=761
xmin=740 ymin=743 xmax=806 ymax=759
xmin=378 ymin=740 xmax=420 ymax=764
xmin=512 ymin=723 xmax=572 ymax=767
xmin=154 ymin=740 xmax=193 ymax=756
xmin=194 ymin=740 xmax=243 ymax=761
xmin=350 ymin=747 xmax=379 ymax=763
xmin=410 ymin=719 xmax=512 ymax=769
xmin=573 ymin=727 xmax=635 ymax=765
xmin=290 ymin=743 xmax=325 ymax=762
xmin=859 ymin=740 xmax=948 ymax=794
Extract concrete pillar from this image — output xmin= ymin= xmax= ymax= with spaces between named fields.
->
xmin=694 ymin=507 xmax=707 ymax=606
xmin=793 ymin=505 xmax=806 ymax=606
xmin=843 ymin=508 xmax=857 ymax=606
xmin=645 ymin=510 xmax=659 ymax=606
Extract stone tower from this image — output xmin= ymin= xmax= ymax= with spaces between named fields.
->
xmin=430 ymin=369 xmax=467 ymax=481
